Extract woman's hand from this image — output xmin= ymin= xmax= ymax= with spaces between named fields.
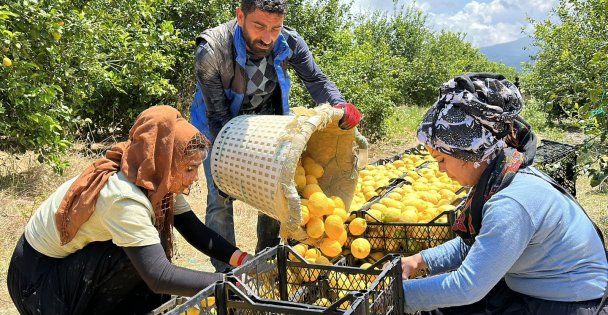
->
xmin=401 ymin=253 xmax=427 ymax=280
xmin=229 ymin=250 xmax=252 ymax=267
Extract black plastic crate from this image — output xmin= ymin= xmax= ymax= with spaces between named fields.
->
xmin=151 ymin=282 xmax=368 ymax=315
xmin=345 ymin=209 xmax=456 ymax=258
xmin=149 ymin=286 xmax=218 ymax=315
xmin=344 ymin=173 xmax=463 ymax=258
xmin=228 ymin=245 xmax=405 ymax=315
xmin=535 ymin=139 xmax=578 ymax=196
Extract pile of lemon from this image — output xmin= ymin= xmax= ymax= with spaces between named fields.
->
xmin=364 ymin=163 xmax=465 ymax=225
xmin=292 ymin=155 xmax=372 ymax=262
xmin=349 ymin=153 xmax=433 ymax=211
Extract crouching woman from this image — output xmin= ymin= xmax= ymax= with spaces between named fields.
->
xmin=7 ymin=106 xmax=250 ymax=314
xmin=402 ymin=73 xmax=608 ymax=315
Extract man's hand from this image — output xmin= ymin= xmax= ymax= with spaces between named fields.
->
xmin=335 ymin=103 xmax=362 ymax=130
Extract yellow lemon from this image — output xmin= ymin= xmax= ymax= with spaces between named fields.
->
xmin=365 ymin=209 xmax=383 ymax=222
xmin=351 ymin=238 xmax=371 ymax=259
xmin=306 ymin=217 xmax=325 ymax=239
xmin=320 ymin=238 xmax=342 ymax=257
xmin=296 ymin=165 xmax=305 ymax=176
xmin=303 ymin=184 xmax=323 ymax=199
xmin=438 ymin=204 xmax=456 ymax=212
xmin=330 ymin=273 xmax=350 ymax=289
xmin=348 ymin=217 xmax=367 ymax=236
xmin=3 ymin=56 xmax=12 ymax=67
xmin=400 ymin=210 xmax=418 ymax=223
xmin=289 ymin=243 xmax=308 ymax=260
xmin=331 ymin=196 xmax=346 ymax=209
xmin=360 ymin=262 xmax=373 ymax=269
xmin=337 ymin=229 xmax=348 ymax=246
xmin=306 ymin=174 xmax=318 ymax=185
xmin=324 ymin=215 xmax=345 ymax=240
xmin=295 ymin=175 xmax=307 ymax=191
xmin=382 ymin=207 xmax=401 ymax=222
xmin=186 ymin=307 xmax=200 ymax=315
xmin=304 ymin=248 xmax=322 ymax=259
xmin=313 ymin=298 xmax=332 ymax=307
xmin=301 ymin=205 xmax=310 ymax=225
xmin=369 ymin=251 xmax=384 ymax=261
xmin=370 ymin=203 xmax=388 ymax=212
xmin=305 ymin=162 xmax=325 ymax=179
xmin=200 ymin=297 xmax=216 ymax=308
xmin=301 ymin=258 xmax=321 ymax=281
xmin=332 ymin=208 xmax=349 ymax=222
xmin=308 ymin=191 xmax=329 ymax=216
xmin=364 ymin=190 xmax=378 ymax=201
xmin=323 ymin=198 xmax=336 ymax=216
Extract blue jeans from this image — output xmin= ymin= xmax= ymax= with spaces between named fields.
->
xmin=203 ymin=157 xmax=281 ymax=272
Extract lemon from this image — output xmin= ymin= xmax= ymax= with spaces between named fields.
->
xmin=382 ymin=207 xmax=401 ymax=222
xmin=303 ymin=184 xmax=323 ymax=199
xmin=305 ymin=174 xmax=318 ymax=185
xmin=296 ymin=165 xmax=305 ymax=176
xmin=313 ymin=298 xmax=332 ymax=307
xmin=301 ymin=205 xmax=310 ymax=225
xmin=304 ymin=162 xmax=324 ymax=179
xmin=304 ymin=248 xmax=322 ymax=259
xmin=399 ymin=210 xmax=418 ymax=223
xmin=306 ymin=217 xmax=325 ymax=239
xmin=3 ymin=56 xmax=12 ymax=67
xmin=331 ymin=196 xmax=346 ymax=209
xmin=348 ymin=217 xmax=367 ymax=236
xmin=324 ymin=214 xmax=345 ymax=240
xmin=308 ymin=191 xmax=329 ymax=216
xmin=332 ymin=208 xmax=349 ymax=222
xmin=365 ymin=209 xmax=383 ymax=222
xmin=289 ymin=243 xmax=308 ymax=260
xmin=320 ymin=238 xmax=342 ymax=257
xmin=351 ymin=238 xmax=371 ymax=259
xmin=295 ymin=175 xmax=307 ymax=191
xmin=337 ymin=229 xmax=348 ymax=246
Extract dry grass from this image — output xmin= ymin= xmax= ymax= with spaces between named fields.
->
xmin=0 ymin=138 xmax=605 ymax=314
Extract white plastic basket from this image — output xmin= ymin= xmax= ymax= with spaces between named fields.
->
xmin=210 ymin=105 xmax=367 ymax=240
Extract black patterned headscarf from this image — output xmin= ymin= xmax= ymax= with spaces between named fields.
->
xmin=417 ymin=73 xmax=524 ymax=165
xmin=417 ymin=73 xmax=539 ymax=244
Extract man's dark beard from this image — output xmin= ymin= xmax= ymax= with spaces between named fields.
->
xmin=241 ymin=26 xmax=274 ymax=57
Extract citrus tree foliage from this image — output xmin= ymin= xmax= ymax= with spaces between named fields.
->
xmin=525 ymin=0 xmax=608 ymax=187
xmin=1 ymin=0 xmax=515 ymax=170
xmin=0 ymin=0 xmax=231 ymax=171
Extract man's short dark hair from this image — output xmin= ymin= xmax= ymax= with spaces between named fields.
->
xmin=240 ymin=0 xmax=288 ymax=15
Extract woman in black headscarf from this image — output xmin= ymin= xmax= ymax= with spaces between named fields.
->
xmin=401 ymin=73 xmax=608 ymax=315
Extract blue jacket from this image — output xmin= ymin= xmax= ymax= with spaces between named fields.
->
xmin=403 ymin=167 xmax=608 ymax=312
xmin=191 ymin=19 xmax=345 ymax=141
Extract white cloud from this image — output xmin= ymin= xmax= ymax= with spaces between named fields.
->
xmin=351 ymin=0 xmax=558 ymax=47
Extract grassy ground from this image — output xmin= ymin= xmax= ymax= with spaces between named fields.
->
xmin=0 ymin=105 xmax=605 ymax=314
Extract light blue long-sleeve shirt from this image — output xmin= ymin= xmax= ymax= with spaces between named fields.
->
xmin=403 ymin=167 xmax=608 ymax=313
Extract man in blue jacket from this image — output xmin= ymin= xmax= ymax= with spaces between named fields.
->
xmin=191 ymin=0 xmax=361 ymax=272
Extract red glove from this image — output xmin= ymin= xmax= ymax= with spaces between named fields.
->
xmin=335 ymin=103 xmax=362 ymax=130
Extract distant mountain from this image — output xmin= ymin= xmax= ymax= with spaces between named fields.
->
xmin=479 ymin=37 xmax=539 ymax=72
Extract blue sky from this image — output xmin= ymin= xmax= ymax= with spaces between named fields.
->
xmin=350 ymin=0 xmax=558 ymax=47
